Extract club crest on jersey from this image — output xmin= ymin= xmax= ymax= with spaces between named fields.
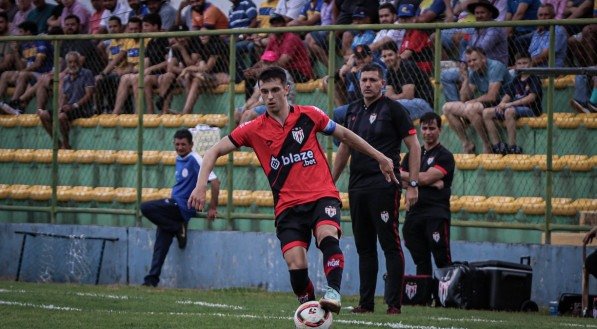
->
xmin=427 ymin=157 xmax=435 ymax=165
xmin=291 ymin=127 xmax=304 ymax=144
xmin=369 ymin=113 xmax=377 ymax=124
xmin=433 ymin=231 xmax=440 ymax=243
xmin=380 ymin=211 xmax=389 ymax=222
xmin=324 ymin=206 xmax=336 ymax=217
xmin=405 ymin=282 xmax=418 ymax=300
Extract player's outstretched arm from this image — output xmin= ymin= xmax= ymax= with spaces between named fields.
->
xmin=584 ymin=226 xmax=597 ymax=246
xmin=331 ymin=143 xmax=350 ymax=182
xmin=188 ymin=137 xmax=236 ymax=211
xmin=332 ymin=124 xmax=399 ymax=184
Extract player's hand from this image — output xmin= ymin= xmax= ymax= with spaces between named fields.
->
xmin=583 ymin=227 xmax=597 ymax=245
xmin=378 ymin=156 xmax=399 ymax=184
xmin=187 ymin=186 xmax=207 ymax=211
xmin=405 ymin=186 xmax=418 ymax=211
xmin=207 ymin=208 xmax=217 ymax=220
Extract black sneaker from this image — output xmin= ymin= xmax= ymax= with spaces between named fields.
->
xmin=492 ymin=142 xmax=508 ymax=155
xmin=509 ymin=145 xmax=523 ymax=154
xmin=141 ymin=281 xmax=156 ymax=287
xmin=176 ymin=221 xmax=188 ymax=249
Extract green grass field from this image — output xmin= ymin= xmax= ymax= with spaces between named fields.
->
xmin=0 ymin=280 xmax=595 ymax=329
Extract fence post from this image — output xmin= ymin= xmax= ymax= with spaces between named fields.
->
xmin=135 ymin=36 xmax=146 ymax=227
xmin=50 ymin=39 xmax=61 ymax=224
xmin=226 ymin=35 xmax=237 ymax=230
xmin=544 ymin=24 xmax=556 ymax=244
xmin=326 ymin=30 xmax=336 ymax=159
xmin=433 ymin=27 xmax=442 ymax=114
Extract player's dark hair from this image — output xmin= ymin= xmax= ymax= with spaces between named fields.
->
xmin=174 ymin=129 xmax=193 ymax=144
xmin=64 ymin=14 xmax=80 ymax=25
xmin=420 ymin=112 xmax=442 ymax=129
xmin=258 ymin=66 xmax=287 ymax=86
xmin=17 ymin=21 xmax=38 ymax=35
xmin=142 ymin=13 xmax=162 ymax=28
xmin=360 ymin=63 xmax=384 ymax=78
xmin=380 ymin=40 xmax=398 ymax=53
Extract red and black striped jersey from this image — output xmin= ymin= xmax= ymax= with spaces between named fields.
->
xmin=229 ymin=105 xmax=340 ymax=216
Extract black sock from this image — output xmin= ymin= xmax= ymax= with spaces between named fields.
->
xmin=319 ymin=236 xmax=344 ymax=292
xmin=289 ymin=268 xmax=314 ymax=303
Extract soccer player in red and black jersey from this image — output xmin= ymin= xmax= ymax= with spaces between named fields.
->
xmin=188 ymin=66 xmax=398 ymax=314
xmin=332 ymin=63 xmax=421 ymax=315
xmin=400 ymin=112 xmax=455 ymax=281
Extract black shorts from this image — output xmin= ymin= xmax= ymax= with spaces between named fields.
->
xmin=275 ymin=197 xmax=342 ymax=254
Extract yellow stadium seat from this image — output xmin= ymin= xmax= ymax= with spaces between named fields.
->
xmin=478 ymin=154 xmax=506 ymax=170
xmin=215 ymin=154 xmax=228 ymax=166
xmin=9 ymin=184 xmax=31 ymax=200
xmin=454 ymin=154 xmax=478 ymax=170
xmin=517 ymin=197 xmax=545 ymax=215
xmin=0 ymin=115 xmax=18 ymax=127
xmin=580 ymin=113 xmax=597 ymax=129
xmin=74 ymin=150 xmax=95 ymax=164
xmin=524 ymin=114 xmax=547 ymax=128
xmin=142 ymin=151 xmax=161 ymax=165
xmin=203 ymin=114 xmax=228 ymax=127
xmin=57 ymin=149 xmax=76 ymax=163
xmin=572 ymin=199 xmax=597 ymax=212
xmin=504 ymin=154 xmax=535 ymax=171
xmin=0 ymin=149 xmax=15 ymax=162
xmin=0 ymin=184 xmax=10 ymax=199
xmin=233 ymin=152 xmax=252 ymax=166
xmin=532 ymin=154 xmax=565 ymax=171
xmin=554 ymin=113 xmax=582 ymax=129
xmin=160 ymin=151 xmax=176 ymax=165
xmin=143 ymin=114 xmax=162 ymax=127
xmin=29 ymin=185 xmax=51 ymax=201
xmin=211 ymin=84 xmax=228 ymax=94
xmin=94 ymin=150 xmax=116 ymax=164
xmin=97 ymin=114 xmax=118 ymax=127
xmin=182 ymin=114 xmax=204 ymax=127
xmin=234 ymin=81 xmax=245 ymax=94
xmin=33 ymin=149 xmax=53 ymax=163
xmin=115 ymin=150 xmax=138 ymax=165
xmin=93 ymin=187 xmax=115 ymax=202
xmin=340 ymin=192 xmax=349 ymax=210
xmin=141 ymin=188 xmax=161 ymax=202
xmin=73 ymin=116 xmax=99 ymax=127
xmin=114 ymin=187 xmax=136 ymax=203
xmin=560 ymin=155 xmax=591 ymax=171
xmin=399 ymin=194 xmax=406 ymax=211
xmin=249 ymin=153 xmax=260 ymax=166
xmin=161 ymin=114 xmax=183 ymax=127
xmin=14 ymin=149 xmax=34 ymax=162
xmin=16 ymin=114 xmax=40 ymax=127
xmin=449 ymin=196 xmax=462 ymax=212
xmin=233 ymin=190 xmax=254 ymax=206
xmin=488 ymin=196 xmax=519 ymax=214
xmin=295 ymin=80 xmax=317 ymax=93
xmin=117 ymin=114 xmax=139 ymax=127
xmin=57 ymin=186 xmax=74 ymax=202
xmin=158 ymin=188 xmax=172 ymax=199
xmin=70 ymin=186 xmax=94 ymax=202
xmin=460 ymin=195 xmax=489 ymax=213
xmin=253 ymin=190 xmax=273 ymax=207
xmin=552 ymin=198 xmax=576 ymax=216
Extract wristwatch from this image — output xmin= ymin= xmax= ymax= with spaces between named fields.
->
xmin=409 ymin=180 xmax=419 ymax=188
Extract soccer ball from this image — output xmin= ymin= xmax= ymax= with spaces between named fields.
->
xmin=293 ymin=301 xmax=333 ymax=329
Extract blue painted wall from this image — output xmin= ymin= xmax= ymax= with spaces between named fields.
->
xmin=0 ymin=222 xmax=594 ymax=306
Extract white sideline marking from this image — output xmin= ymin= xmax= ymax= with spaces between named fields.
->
xmin=75 ymin=292 xmax=130 ymax=300
xmin=431 ymin=316 xmax=504 ymax=323
xmin=0 ymin=289 xmax=26 ymax=293
xmin=0 ymin=300 xmax=81 ymax=311
xmin=561 ymin=323 xmax=597 ymax=328
xmin=176 ymin=300 xmax=245 ymax=310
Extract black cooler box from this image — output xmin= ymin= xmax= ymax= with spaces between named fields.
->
xmin=470 ymin=259 xmax=534 ymax=311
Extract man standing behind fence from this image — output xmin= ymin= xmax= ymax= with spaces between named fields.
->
xmin=142 ymin=129 xmax=220 ymax=287
xmin=332 ymin=63 xmax=421 ymax=315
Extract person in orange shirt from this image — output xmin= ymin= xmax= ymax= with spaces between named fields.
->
xmin=190 ymin=0 xmax=228 ymax=30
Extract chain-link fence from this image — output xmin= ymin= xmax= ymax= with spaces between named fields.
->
xmin=0 ymin=18 xmax=595 ymax=243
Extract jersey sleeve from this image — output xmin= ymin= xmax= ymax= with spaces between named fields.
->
xmin=228 ymin=120 xmax=256 ymax=148
xmin=307 ymin=106 xmax=336 ymax=135
xmin=433 ymin=151 xmax=455 ymax=177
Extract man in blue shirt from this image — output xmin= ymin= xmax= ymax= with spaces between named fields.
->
xmin=528 ymin=4 xmax=568 ymax=67
xmin=142 ymin=129 xmax=220 ymax=287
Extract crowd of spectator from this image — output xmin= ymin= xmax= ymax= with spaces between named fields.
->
xmin=0 ymin=0 xmax=593 ymax=152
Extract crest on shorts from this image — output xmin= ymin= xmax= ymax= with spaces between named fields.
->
xmin=291 ymin=127 xmax=304 ymax=144
xmin=380 ymin=210 xmax=389 ymax=223
xmin=405 ymin=282 xmax=418 ymax=300
xmin=324 ymin=205 xmax=336 ymax=217
xmin=433 ymin=231 xmax=440 ymax=243
xmin=427 ymin=157 xmax=435 ymax=165
xmin=369 ymin=113 xmax=377 ymax=124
